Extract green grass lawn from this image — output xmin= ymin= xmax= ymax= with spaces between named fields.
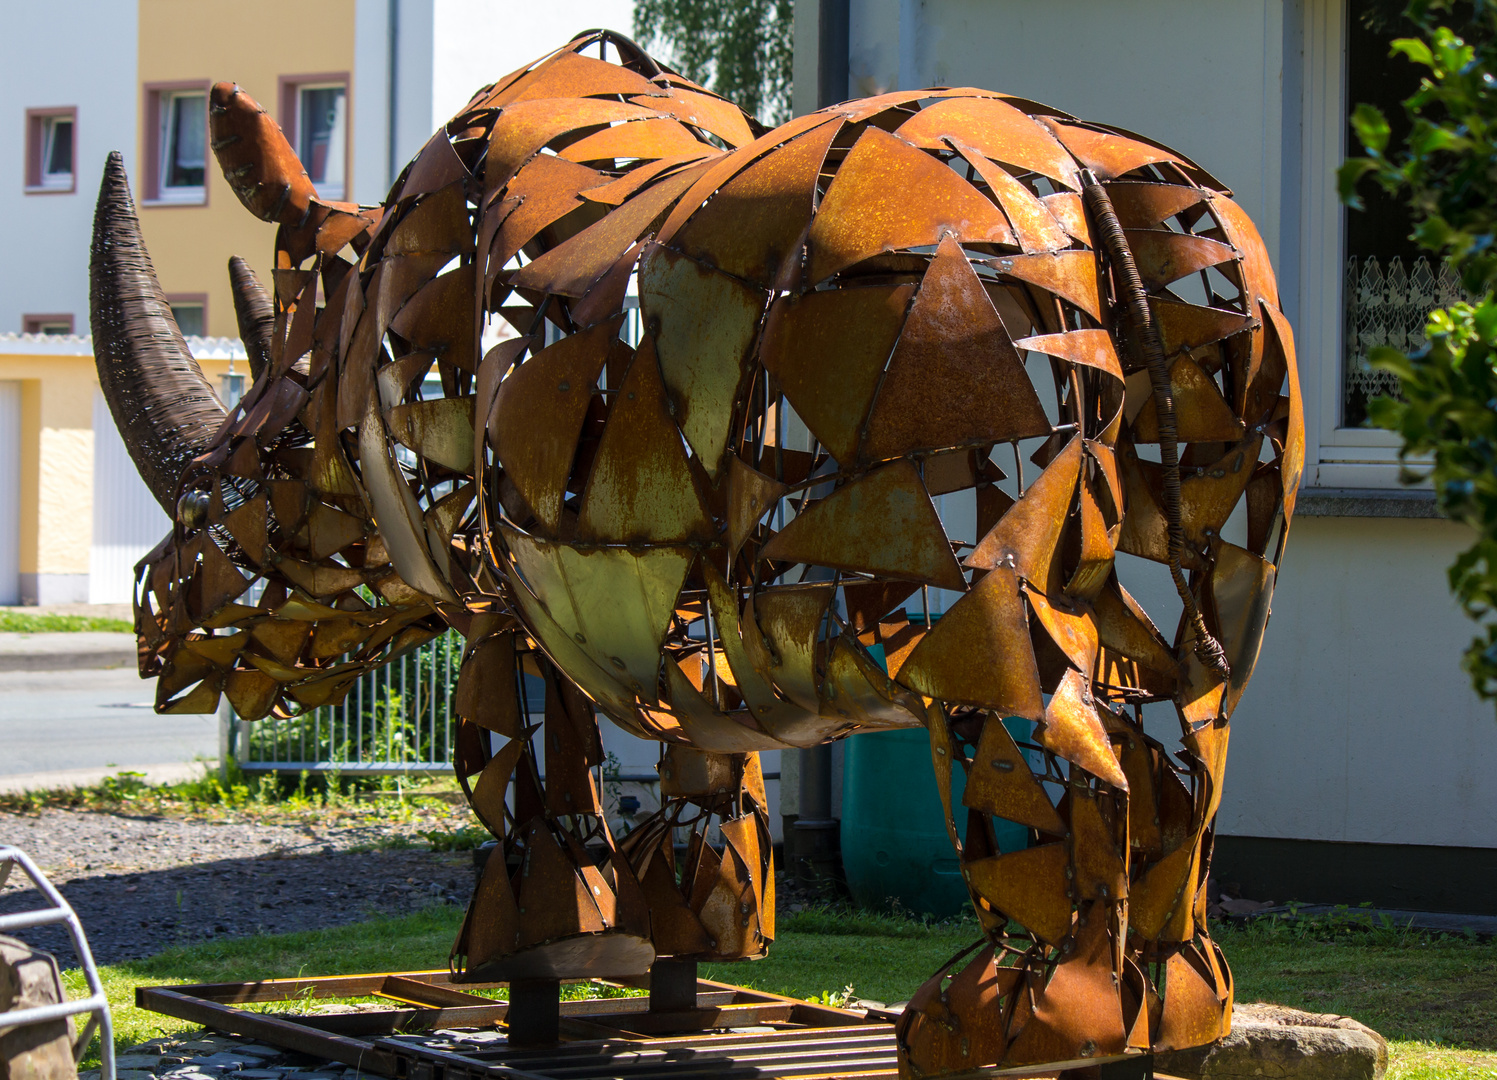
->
xmin=64 ymin=906 xmax=1497 ymax=1079
xmin=0 ymin=612 xmax=132 ymax=633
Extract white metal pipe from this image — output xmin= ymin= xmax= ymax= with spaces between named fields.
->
xmin=0 ymin=846 xmax=115 ymax=1080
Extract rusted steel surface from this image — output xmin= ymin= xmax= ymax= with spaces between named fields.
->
xmin=137 ymin=970 xmax=885 ymax=1080
xmin=92 ymin=28 xmax=1299 ymax=1080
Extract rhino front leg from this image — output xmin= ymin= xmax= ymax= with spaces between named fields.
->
xmin=618 ymin=746 xmax=776 ymax=966
xmin=450 ymin=626 xmax=654 ymax=983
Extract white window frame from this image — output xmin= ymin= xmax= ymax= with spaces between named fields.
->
xmin=295 ymin=82 xmax=347 ymax=202
xmin=157 ymin=89 xmax=208 ymax=202
xmin=1296 ymin=0 xmax=1429 ymax=489
xmin=37 ymin=115 xmax=74 ymax=190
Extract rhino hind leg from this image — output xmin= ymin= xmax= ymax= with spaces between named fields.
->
xmin=896 ymin=703 xmax=1233 ymax=1077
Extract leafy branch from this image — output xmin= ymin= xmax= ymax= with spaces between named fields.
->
xmin=1343 ymin=1 xmax=1497 ymax=701
xmin=633 ymin=0 xmax=795 ymax=125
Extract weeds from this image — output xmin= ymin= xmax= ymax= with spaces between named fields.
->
xmin=0 ymin=761 xmax=475 ymax=838
xmin=809 ymin=984 xmax=857 ymax=1008
xmin=1223 ymin=902 xmax=1481 ymax=948
xmin=418 ymin=825 xmax=489 ymax=852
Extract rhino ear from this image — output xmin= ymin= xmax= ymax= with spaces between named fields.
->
xmin=228 ymin=255 xmax=274 ymax=383
xmin=90 ymin=151 xmax=226 ymax=512
xmin=210 ymin=81 xmax=317 ymax=226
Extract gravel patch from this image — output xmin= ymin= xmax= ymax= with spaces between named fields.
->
xmin=0 ymin=808 xmax=478 ymax=964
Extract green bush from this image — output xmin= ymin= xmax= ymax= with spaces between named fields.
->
xmin=1342 ymin=1 xmax=1497 ymax=702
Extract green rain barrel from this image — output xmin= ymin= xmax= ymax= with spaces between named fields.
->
xmin=840 ymin=720 xmax=1031 ymax=917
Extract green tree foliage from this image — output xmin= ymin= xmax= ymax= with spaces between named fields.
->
xmin=1342 ymin=2 xmax=1497 ymax=701
xmin=633 ymin=0 xmax=794 ymax=125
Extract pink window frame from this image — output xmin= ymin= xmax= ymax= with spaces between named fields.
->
xmin=24 ymin=107 xmax=77 ymax=194
xmin=22 ymin=313 xmax=75 ymax=335
xmin=279 ymin=72 xmax=352 ymax=201
xmin=143 ymin=80 xmax=211 ymax=205
xmin=166 ymin=293 xmax=209 ymax=337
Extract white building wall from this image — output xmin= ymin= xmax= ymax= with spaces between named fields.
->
xmin=351 ymin=1 xmax=637 ymax=202
xmin=847 ymin=0 xmax=1286 ymax=270
xmin=1222 ymin=517 xmax=1497 ymax=848
xmin=394 ymin=0 xmax=439 ymax=171
xmin=353 ymin=0 xmax=398 ymax=205
xmin=428 ymin=1 xmax=638 ymax=132
xmin=0 ymin=0 xmax=138 ymax=335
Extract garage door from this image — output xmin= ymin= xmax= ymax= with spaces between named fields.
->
xmin=90 ymin=390 xmax=169 ymax=604
xmin=0 ymin=382 xmax=18 ymax=605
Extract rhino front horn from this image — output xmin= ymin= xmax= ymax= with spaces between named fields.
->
xmin=89 ymin=150 xmax=227 ymax=512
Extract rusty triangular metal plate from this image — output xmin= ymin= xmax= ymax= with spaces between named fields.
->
xmin=672 ymin=118 xmax=844 ymax=286
xmin=968 ymin=435 xmax=1083 ymax=594
xmin=897 ymin=96 xmax=1079 ymax=190
xmin=862 ymin=236 xmax=1051 ymax=461
xmin=962 ymin=714 xmax=1064 ymax=833
xmin=759 ymin=460 xmax=967 ymax=591
xmin=725 ymin=456 xmax=788 ymax=559
xmin=964 ymin=842 xmax=1072 ymax=944
xmin=807 ymin=126 xmax=1014 ymax=284
xmin=577 ymin=336 xmax=711 ymax=543
xmin=952 ymin=143 xmax=1071 ymax=253
xmin=1131 ymin=354 xmax=1245 ymax=443
xmin=897 ymin=564 xmax=1043 ymax=717
xmin=760 ymin=284 xmax=915 ymax=464
xmin=491 ymin=317 xmax=622 ymax=532
xmin=1038 ymin=667 xmax=1128 ymax=789
xmin=639 ymin=245 xmax=768 ymax=478
xmin=988 ymin=250 xmax=1105 ymax=322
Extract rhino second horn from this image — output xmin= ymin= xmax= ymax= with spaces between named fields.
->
xmin=90 ymin=151 xmax=227 ymax=513
xmin=228 ymin=255 xmax=274 ymax=383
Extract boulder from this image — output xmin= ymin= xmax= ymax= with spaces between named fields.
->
xmin=0 ymin=936 xmax=77 ymax=1080
xmin=1156 ymin=1003 xmax=1387 ymax=1080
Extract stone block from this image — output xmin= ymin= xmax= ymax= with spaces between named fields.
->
xmin=1156 ymin=1002 xmax=1388 ymax=1080
xmin=112 ymin=1055 xmax=162 ymax=1070
xmin=0 ymin=935 xmax=76 ymax=1080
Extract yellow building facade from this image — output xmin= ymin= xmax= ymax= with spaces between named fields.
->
xmin=0 ymin=339 xmax=239 ymax=604
xmin=136 ymin=0 xmax=357 ymax=338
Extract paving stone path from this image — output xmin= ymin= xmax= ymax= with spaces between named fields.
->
xmin=83 ymin=1031 xmax=371 ymax=1080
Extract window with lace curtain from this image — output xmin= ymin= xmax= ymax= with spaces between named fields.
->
xmin=1344 ymin=255 xmax=1478 ymax=424
xmin=1341 ymin=0 xmax=1468 ymax=427
xmin=279 ymin=74 xmax=349 ymax=202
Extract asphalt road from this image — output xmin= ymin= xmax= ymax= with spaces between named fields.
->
xmin=0 ymin=667 xmax=217 ymax=775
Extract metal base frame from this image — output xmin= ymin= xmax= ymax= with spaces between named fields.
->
xmin=0 ymin=845 xmax=116 ymax=1080
xmin=135 ymin=967 xmax=1159 ymax=1079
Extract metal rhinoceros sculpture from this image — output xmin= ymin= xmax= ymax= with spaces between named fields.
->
xmin=90 ymin=29 xmax=1302 ymax=1076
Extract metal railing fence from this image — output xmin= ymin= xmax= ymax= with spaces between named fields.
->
xmin=228 ymin=630 xmax=464 ymax=775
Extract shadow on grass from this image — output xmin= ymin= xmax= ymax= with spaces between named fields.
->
xmin=0 ymin=844 xmax=473 ymax=966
